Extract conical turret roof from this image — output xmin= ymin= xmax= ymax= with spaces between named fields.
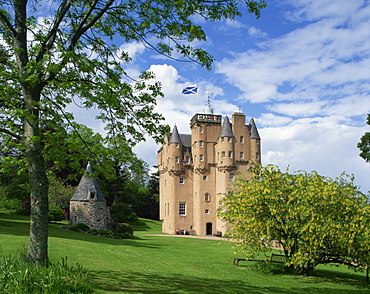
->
xmin=249 ymin=118 xmax=260 ymax=140
xmin=70 ymin=162 xmax=106 ymax=202
xmin=169 ymin=125 xmax=182 ymax=144
xmin=218 ymin=116 xmax=235 ymax=138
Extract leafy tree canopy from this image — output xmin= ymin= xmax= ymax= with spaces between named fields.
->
xmin=358 ymin=114 xmax=370 ymax=164
xmin=0 ymin=0 xmax=266 ymax=264
xmin=218 ymin=164 xmax=370 ymax=274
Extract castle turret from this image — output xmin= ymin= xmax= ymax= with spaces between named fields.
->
xmin=249 ymin=118 xmax=261 ymax=164
xmin=168 ymin=125 xmax=184 ymax=171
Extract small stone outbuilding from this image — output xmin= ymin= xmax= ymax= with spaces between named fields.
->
xmin=69 ymin=162 xmax=111 ymax=230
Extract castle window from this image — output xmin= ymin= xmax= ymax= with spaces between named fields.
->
xmin=175 ymin=156 xmax=179 ymax=163
xmin=89 ymin=192 xmax=96 ymax=199
xmin=221 ymin=151 xmax=225 ymax=158
xmin=229 ymin=174 xmax=234 ymax=181
xmin=200 ymin=126 xmax=204 ymax=133
xmin=228 ymin=151 xmax=233 ymax=158
xmin=205 ymin=193 xmax=211 ymax=202
xmin=205 ymin=209 xmax=209 ymax=214
xmin=221 ymin=137 xmax=225 ymax=143
xmin=179 ymin=202 xmax=186 ymax=216
xmin=228 ymin=137 xmax=231 ymax=142
xmin=180 ymin=177 xmax=184 ymax=184
xmin=256 ymin=153 xmax=260 ymax=160
xmin=240 ymin=152 xmax=244 ymax=159
xmin=175 ymin=143 xmax=179 ymax=148
xmin=200 ymin=141 xmax=204 ymax=147
xmin=256 ymin=140 xmax=260 ymax=145
xmin=185 ymin=156 xmax=190 ymax=164
xmin=200 ymin=154 xmax=204 ymax=161
xmin=203 ymin=176 xmax=207 ymax=181
xmin=240 ymin=136 xmax=244 ymax=143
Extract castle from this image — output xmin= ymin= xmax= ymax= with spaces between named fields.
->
xmin=157 ymin=102 xmax=261 ymax=235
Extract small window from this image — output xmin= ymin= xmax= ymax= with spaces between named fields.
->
xmin=200 ymin=126 xmax=204 ymax=133
xmin=221 ymin=137 xmax=225 ymax=143
xmin=175 ymin=143 xmax=179 ymax=148
xmin=240 ymin=136 xmax=244 ymax=143
xmin=221 ymin=151 xmax=225 ymax=158
xmin=203 ymin=176 xmax=207 ymax=181
xmin=200 ymin=141 xmax=204 ymax=147
xmin=175 ymin=156 xmax=179 ymax=163
xmin=179 ymin=202 xmax=186 ymax=216
xmin=228 ymin=151 xmax=233 ymax=158
xmin=205 ymin=193 xmax=211 ymax=202
xmin=256 ymin=153 xmax=260 ymax=160
xmin=89 ymin=192 xmax=96 ymax=199
xmin=228 ymin=137 xmax=231 ymax=142
xmin=185 ymin=156 xmax=190 ymax=164
xmin=229 ymin=174 xmax=234 ymax=181
xmin=205 ymin=209 xmax=209 ymax=214
xmin=200 ymin=154 xmax=204 ymax=161
xmin=256 ymin=140 xmax=260 ymax=145
xmin=180 ymin=177 xmax=184 ymax=184
xmin=240 ymin=152 xmax=244 ymax=159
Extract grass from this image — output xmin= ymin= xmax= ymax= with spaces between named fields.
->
xmin=0 ymin=212 xmax=369 ymax=293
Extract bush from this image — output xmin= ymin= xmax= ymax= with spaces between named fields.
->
xmin=111 ymin=222 xmax=134 ymax=234
xmin=0 ymin=251 xmax=93 ymax=293
xmin=110 ymin=202 xmax=138 ymax=223
xmin=69 ymin=223 xmax=90 ymax=232
xmin=48 ymin=204 xmax=65 ymax=222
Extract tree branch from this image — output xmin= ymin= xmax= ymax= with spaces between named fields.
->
xmin=0 ymin=127 xmax=22 ymax=140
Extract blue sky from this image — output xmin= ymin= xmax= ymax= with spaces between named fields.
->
xmin=70 ymin=0 xmax=370 ymax=193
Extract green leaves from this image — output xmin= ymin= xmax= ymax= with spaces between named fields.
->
xmin=218 ymin=164 xmax=370 ymax=274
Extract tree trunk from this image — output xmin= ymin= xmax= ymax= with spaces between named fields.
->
xmin=24 ymin=91 xmax=49 ymax=265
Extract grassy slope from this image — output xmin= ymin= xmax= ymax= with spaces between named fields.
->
xmin=0 ymin=212 xmax=368 ymax=294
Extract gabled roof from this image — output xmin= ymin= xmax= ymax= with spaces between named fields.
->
xmin=70 ymin=162 xmax=106 ymax=202
xmin=218 ymin=116 xmax=235 ymax=138
xmin=169 ymin=125 xmax=182 ymax=144
xmin=249 ymin=118 xmax=261 ymax=140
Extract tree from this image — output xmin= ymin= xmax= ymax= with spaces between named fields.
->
xmin=0 ymin=0 xmax=266 ymax=264
xmin=358 ymin=114 xmax=370 ymax=163
xmin=218 ymin=164 xmax=370 ymax=274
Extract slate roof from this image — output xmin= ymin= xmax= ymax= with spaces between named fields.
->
xmin=70 ymin=162 xmax=106 ymax=202
xmin=218 ymin=116 xmax=235 ymax=138
xmin=169 ymin=125 xmax=182 ymax=144
xmin=249 ymin=118 xmax=261 ymax=140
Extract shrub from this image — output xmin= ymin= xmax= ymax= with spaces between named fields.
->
xmin=69 ymin=223 xmax=90 ymax=232
xmin=48 ymin=204 xmax=65 ymax=222
xmin=110 ymin=202 xmax=138 ymax=223
xmin=0 ymin=251 xmax=93 ymax=293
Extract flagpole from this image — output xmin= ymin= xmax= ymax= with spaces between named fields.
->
xmin=197 ymin=86 xmax=199 ymax=112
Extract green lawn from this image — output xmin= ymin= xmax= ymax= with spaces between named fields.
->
xmin=0 ymin=212 xmax=369 ymax=293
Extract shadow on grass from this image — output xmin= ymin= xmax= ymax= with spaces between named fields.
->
xmin=0 ymin=213 xmax=161 ymax=249
xmin=89 ymin=269 xmax=369 ymax=294
xmin=238 ymin=262 xmax=369 ymax=289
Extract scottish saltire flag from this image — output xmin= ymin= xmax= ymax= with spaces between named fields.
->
xmin=182 ymin=86 xmax=198 ymax=94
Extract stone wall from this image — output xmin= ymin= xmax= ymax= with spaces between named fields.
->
xmin=70 ymin=200 xmax=110 ymax=230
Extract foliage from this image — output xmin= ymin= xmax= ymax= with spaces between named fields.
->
xmin=47 ymin=175 xmax=75 ymax=207
xmin=48 ymin=204 xmax=65 ymax=222
xmin=358 ymin=114 xmax=370 ymax=164
xmin=218 ymin=164 xmax=370 ymax=274
xmin=0 ymin=251 xmax=93 ymax=294
xmin=0 ymin=0 xmax=266 ymax=264
xmin=69 ymin=223 xmax=91 ymax=232
xmin=110 ymin=202 xmax=138 ymax=223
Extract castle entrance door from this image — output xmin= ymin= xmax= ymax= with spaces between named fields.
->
xmin=206 ymin=222 xmax=212 ymax=235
